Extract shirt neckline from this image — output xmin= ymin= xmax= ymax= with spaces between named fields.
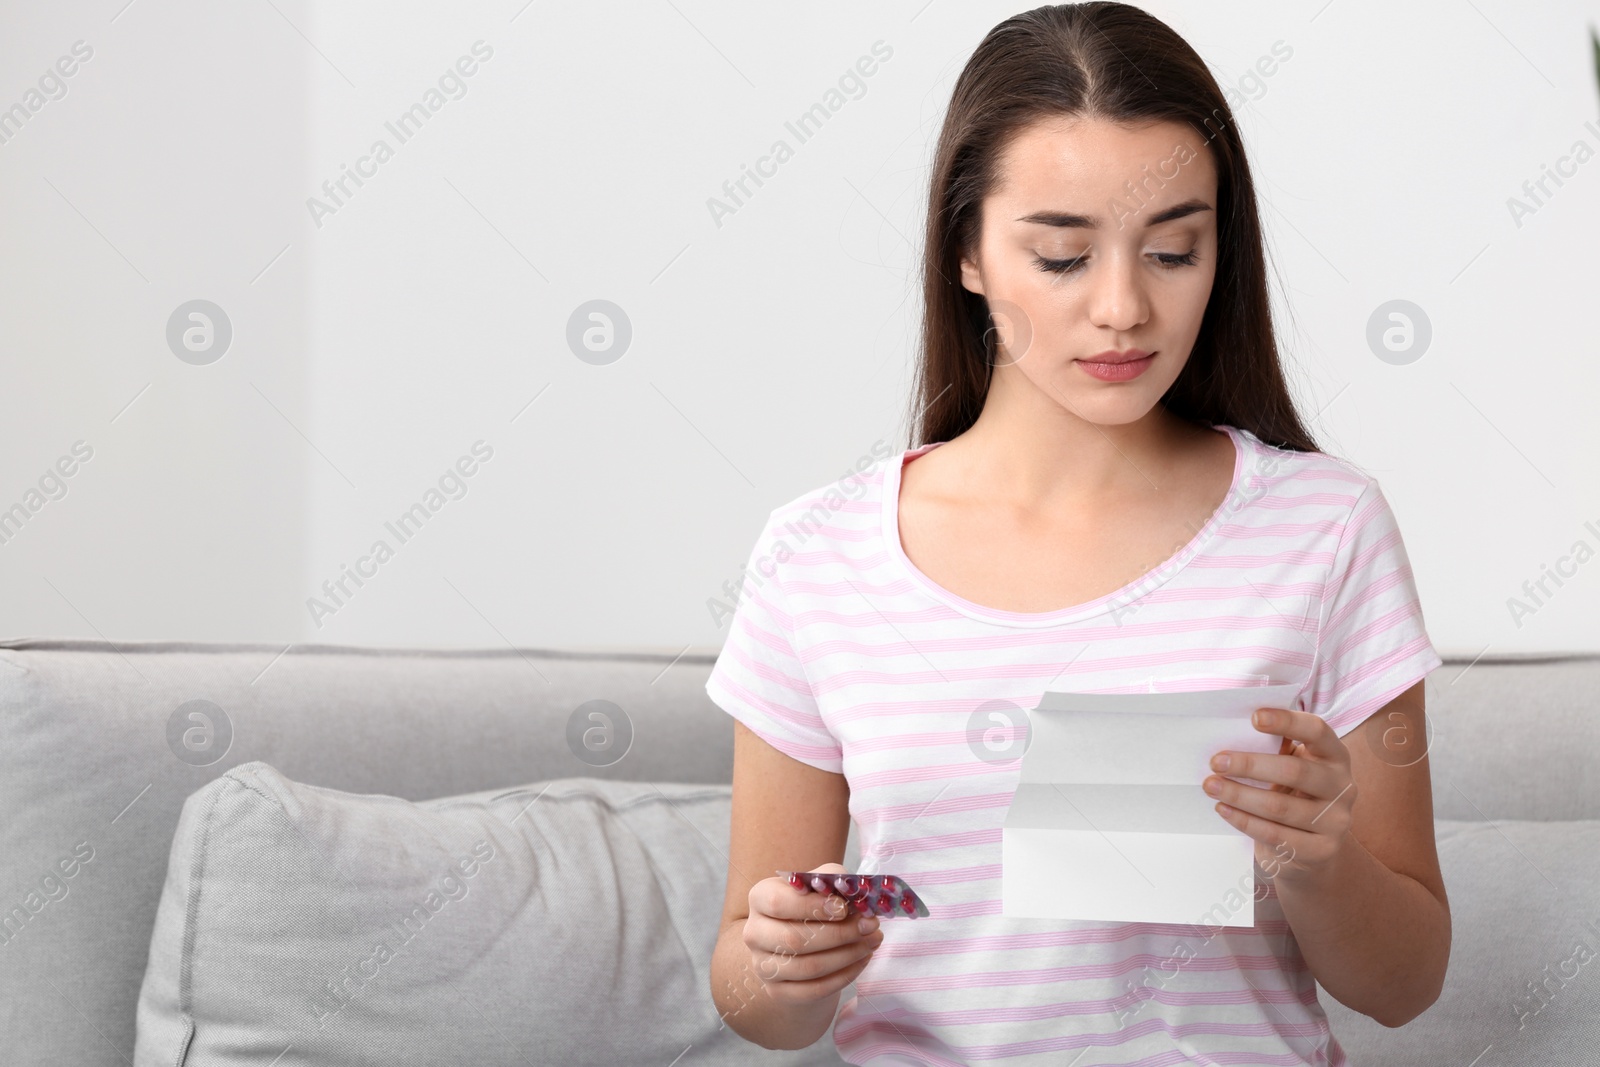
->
xmin=880 ymin=423 xmax=1250 ymax=628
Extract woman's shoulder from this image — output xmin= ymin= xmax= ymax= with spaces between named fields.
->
xmin=1230 ymin=425 xmax=1376 ymax=501
xmin=766 ymin=446 xmax=899 ymax=532
xmin=745 ymin=447 xmax=900 ymax=582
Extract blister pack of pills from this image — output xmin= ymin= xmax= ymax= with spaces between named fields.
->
xmin=776 ymin=870 xmax=931 ymax=919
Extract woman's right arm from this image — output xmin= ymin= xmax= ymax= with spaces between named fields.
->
xmin=710 ymin=719 xmax=879 ymax=1050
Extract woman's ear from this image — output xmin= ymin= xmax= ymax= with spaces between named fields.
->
xmin=958 ymin=250 xmax=985 ymax=296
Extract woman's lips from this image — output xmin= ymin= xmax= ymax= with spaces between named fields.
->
xmin=1075 ymin=351 xmax=1155 ymax=382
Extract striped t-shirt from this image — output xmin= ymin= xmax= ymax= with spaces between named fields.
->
xmin=705 ymin=422 xmax=1443 ymax=1066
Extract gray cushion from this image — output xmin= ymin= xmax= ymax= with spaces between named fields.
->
xmin=0 ymin=638 xmax=733 ymax=1066
xmin=134 ymin=761 xmax=847 ymax=1066
xmin=1319 ymin=818 xmax=1600 ymax=1065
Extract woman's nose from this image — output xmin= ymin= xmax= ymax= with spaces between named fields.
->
xmin=1087 ymin=251 xmax=1151 ymax=332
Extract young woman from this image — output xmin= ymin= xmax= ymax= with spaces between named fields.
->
xmin=707 ymin=4 xmax=1449 ymax=1064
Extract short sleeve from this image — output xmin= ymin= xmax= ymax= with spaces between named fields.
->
xmin=705 ymin=520 xmax=843 ymax=774
xmin=1302 ymin=479 xmax=1443 ymax=738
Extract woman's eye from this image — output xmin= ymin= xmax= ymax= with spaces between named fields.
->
xmin=1033 ymin=250 xmax=1200 ymax=275
xmin=1034 ymin=253 xmax=1089 ymax=275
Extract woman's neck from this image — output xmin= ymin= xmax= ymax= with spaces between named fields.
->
xmin=938 ymin=397 xmax=1208 ymax=512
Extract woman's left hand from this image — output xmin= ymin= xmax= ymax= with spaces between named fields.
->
xmin=1202 ymin=705 xmax=1357 ymax=886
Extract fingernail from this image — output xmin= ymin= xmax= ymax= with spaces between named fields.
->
xmin=858 ymin=916 xmax=879 ymax=934
xmin=1211 ymin=754 xmax=1230 ymax=772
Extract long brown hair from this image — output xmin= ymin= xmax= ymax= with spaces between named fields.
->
xmin=909 ymin=2 xmax=1320 ymax=453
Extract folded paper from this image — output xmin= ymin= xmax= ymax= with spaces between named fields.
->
xmin=1001 ymin=683 xmax=1303 ymax=926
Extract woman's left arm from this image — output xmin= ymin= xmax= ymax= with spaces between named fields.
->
xmin=1202 ymin=679 xmax=1452 ymax=1028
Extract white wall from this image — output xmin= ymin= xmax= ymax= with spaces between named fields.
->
xmin=2 ymin=0 xmax=1596 ymax=656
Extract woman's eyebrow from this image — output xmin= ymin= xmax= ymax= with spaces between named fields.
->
xmin=1015 ymin=198 xmax=1213 ymax=229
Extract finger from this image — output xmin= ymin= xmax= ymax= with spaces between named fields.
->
xmin=1287 ymin=741 xmax=1315 ymax=797
xmin=746 ymin=903 xmax=880 ymax=963
xmin=746 ymin=918 xmax=883 ymax=978
xmin=1215 ymin=795 xmax=1322 ymax=856
xmin=1209 ymin=751 xmax=1331 ymax=797
xmin=759 ymin=940 xmax=881 ymax=1003
xmin=1269 ymin=736 xmax=1295 ymax=794
xmin=1253 ymin=707 xmax=1340 ymax=760
xmin=1212 ymin=777 xmax=1347 ymax=835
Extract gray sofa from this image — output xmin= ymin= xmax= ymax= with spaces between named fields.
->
xmin=1 ymin=638 xmax=1595 ymax=1065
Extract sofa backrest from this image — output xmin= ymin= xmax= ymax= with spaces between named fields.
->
xmin=1 ymin=638 xmax=1593 ymax=1065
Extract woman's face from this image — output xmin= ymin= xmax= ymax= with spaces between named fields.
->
xmin=959 ymin=115 xmax=1220 ymax=427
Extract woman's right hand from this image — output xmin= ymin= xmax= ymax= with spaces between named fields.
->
xmin=742 ymin=862 xmax=885 ymax=1003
